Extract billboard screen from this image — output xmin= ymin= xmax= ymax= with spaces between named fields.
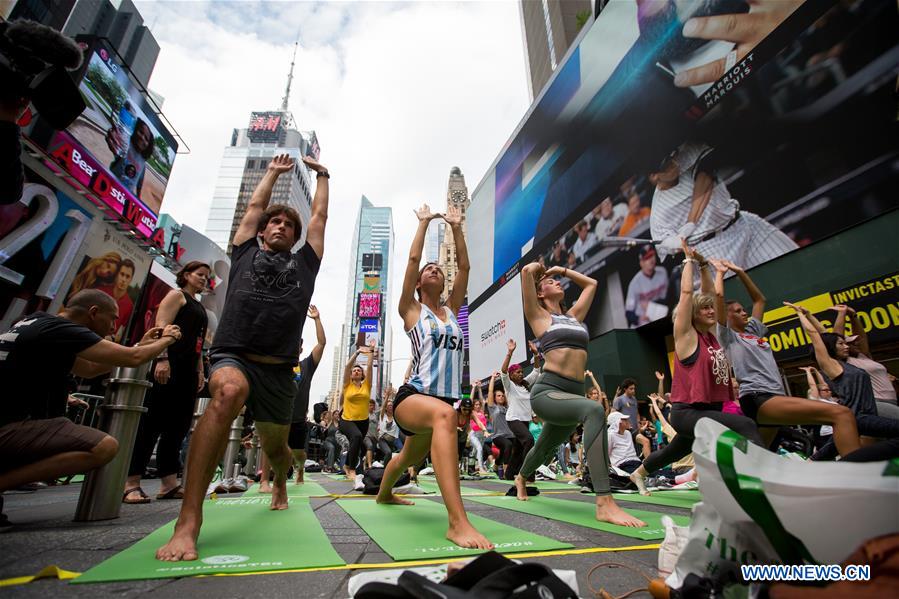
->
xmin=468 ymin=275 xmax=527 ymax=382
xmin=363 ymin=275 xmax=380 ymax=292
xmin=247 ymin=111 xmax=286 ymax=143
xmin=359 ymin=318 xmax=379 ymax=333
xmin=358 ymin=293 xmax=381 ymax=318
xmin=58 ymin=39 xmax=178 ymax=223
xmin=469 ymin=0 xmax=898 ymax=339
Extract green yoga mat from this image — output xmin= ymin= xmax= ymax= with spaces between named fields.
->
xmin=74 ymin=497 xmax=344 ymax=583
xmin=613 ymin=490 xmax=700 ymax=510
xmin=241 ymin=481 xmax=330 ymax=498
xmin=480 ymin=478 xmax=577 ymax=491
xmin=463 ymin=494 xmax=689 ymax=540
xmin=337 ymin=498 xmax=572 ymax=560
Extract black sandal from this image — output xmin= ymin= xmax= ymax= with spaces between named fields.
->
xmin=156 ymin=485 xmax=184 ymax=500
xmin=122 ymin=487 xmax=151 ymax=504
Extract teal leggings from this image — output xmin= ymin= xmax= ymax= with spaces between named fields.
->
xmin=519 ymin=371 xmax=611 ymax=495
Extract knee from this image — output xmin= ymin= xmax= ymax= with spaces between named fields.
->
xmin=829 ymin=404 xmax=855 ymax=424
xmin=92 ymin=435 xmax=119 ymax=465
xmin=433 ymin=407 xmax=456 ymax=430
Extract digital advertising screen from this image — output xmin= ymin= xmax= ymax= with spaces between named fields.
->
xmin=359 ymin=318 xmax=379 ymax=333
xmin=247 ymin=111 xmax=286 ymax=143
xmin=469 ymin=0 xmax=898 ymax=341
xmin=358 ymin=293 xmax=381 ymax=318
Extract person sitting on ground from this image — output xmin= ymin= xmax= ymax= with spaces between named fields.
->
xmin=607 ymin=412 xmax=644 ymax=473
xmin=483 ymin=372 xmax=514 ymax=479
xmin=378 ymin=398 xmax=399 ymax=465
xmin=801 ymin=366 xmax=838 ymax=451
xmin=0 ymin=290 xmax=181 ymax=523
xmin=456 ymin=397 xmax=474 ymax=472
xmin=363 ymin=398 xmax=379 ymax=469
xmin=711 ymin=259 xmax=860 ymax=455
xmin=646 ymin=392 xmax=694 ymax=475
xmin=564 ymin=431 xmax=583 ymax=477
xmin=833 ymin=304 xmax=899 ymax=417
xmin=613 ymin=379 xmax=651 ymax=460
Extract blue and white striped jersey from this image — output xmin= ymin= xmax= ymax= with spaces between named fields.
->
xmin=407 ymin=304 xmax=464 ymax=400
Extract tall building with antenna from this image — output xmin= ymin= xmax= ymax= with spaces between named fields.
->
xmin=205 ymin=42 xmax=321 ymax=252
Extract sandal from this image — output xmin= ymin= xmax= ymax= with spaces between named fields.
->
xmin=156 ymin=485 xmax=184 ymax=500
xmin=122 ymin=487 xmax=151 ymax=504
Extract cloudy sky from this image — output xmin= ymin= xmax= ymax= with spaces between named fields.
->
xmin=134 ymin=0 xmax=530 ymax=404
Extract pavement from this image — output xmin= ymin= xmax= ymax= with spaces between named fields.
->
xmin=1 ymin=475 xmax=689 ymax=598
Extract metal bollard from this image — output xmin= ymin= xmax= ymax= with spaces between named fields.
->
xmin=74 ymin=363 xmax=152 ymax=521
xmin=220 ymin=412 xmax=244 ymax=481
xmin=180 ymin=396 xmax=211 ymax=484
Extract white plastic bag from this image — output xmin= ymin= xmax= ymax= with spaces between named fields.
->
xmin=658 ymin=515 xmax=690 ymax=578
xmin=667 ymin=418 xmax=899 ymax=588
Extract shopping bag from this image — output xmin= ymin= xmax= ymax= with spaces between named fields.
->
xmin=658 ymin=515 xmax=690 ymax=579
xmin=667 ymin=418 xmax=899 ymax=588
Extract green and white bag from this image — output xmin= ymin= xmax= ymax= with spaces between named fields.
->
xmin=668 ymin=418 xmax=899 ymax=588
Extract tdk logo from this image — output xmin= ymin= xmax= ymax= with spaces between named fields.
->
xmin=480 ymin=319 xmax=506 ymax=346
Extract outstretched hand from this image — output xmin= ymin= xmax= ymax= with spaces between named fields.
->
xmin=680 ymin=238 xmax=696 ymax=259
xmin=783 ymin=301 xmax=809 ymax=315
xmin=268 ymin=153 xmax=295 ymax=175
xmin=414 ymin=204 xmax=438 ymax=222
xmin=301 ymin=155 xmax=328 ymax=174
xmin=506 ymin=339 xmax=517 ymax=353
xmin=543 ymin=266 xmax=566 ymax=279
xmin=443 ymin=205 xmax=463 ymax=226
xmin=654 ymin=370 xmax=665 ymax=381
xmin=307 ymin=305 xmax=320 ymax=319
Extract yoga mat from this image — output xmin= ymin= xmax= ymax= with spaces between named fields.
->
xmin=241 ymin=481 xmax=330 ymax=498
xmin=74 ymin=497 xmax=344 ymax=583
xmin=337 ymin=498 xmax=572 ymax=560
xmin=613 ymin=490 xmax=700 ymax=510
xmin=463 ymin=495 xmax=689 ymax=540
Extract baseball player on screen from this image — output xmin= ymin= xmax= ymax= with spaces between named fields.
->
xmin=648 ymin=141 xmax=796 ymax=268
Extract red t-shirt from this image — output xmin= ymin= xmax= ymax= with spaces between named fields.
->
xmin=670 ymin=328 xmax=734 ymax=405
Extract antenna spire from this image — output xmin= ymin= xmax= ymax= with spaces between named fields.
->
xmin=281 ymin=40 xmax=298 ymax=112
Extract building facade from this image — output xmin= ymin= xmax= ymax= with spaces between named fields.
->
xmin=518 ymin=0 xmax=592 ymax=101
xmin=204 ymin=118 xmax=319 ymax=253
xmin=436 ymin=167 xmax=470 ymax=303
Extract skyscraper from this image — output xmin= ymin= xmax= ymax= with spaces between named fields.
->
xmin=204 ymin=45 xmax=320 ymax=253
xmin=436 ymin=167 xmax=470 ymax=303
xmin=341 ymin=196 xmax=395 ymax=397
xmin=518 ymin=0 xmax=592 ymax=101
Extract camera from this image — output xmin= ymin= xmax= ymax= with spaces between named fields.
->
xmin=0 ymin=20 xmax=86 ymax=130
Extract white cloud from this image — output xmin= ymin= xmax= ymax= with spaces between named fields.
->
xmin=136 ymin=0 xmax=529 ymax=404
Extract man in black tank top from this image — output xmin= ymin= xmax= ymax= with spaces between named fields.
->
xmin=157 ymin=153 xmax=331 ymax=563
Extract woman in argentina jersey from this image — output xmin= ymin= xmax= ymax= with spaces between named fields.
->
xmin=374 ymin=204 xmax=493 ymax=551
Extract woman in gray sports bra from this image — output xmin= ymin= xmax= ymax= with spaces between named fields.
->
xmin=516 ymin=263 xmax=645 ymax=528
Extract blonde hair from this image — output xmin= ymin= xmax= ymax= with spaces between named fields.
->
xmin=673 ymin=292 xmax=716 ymax=324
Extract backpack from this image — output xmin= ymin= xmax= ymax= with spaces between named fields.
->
xmin=362 ymin=467 xmax=411 ymax=495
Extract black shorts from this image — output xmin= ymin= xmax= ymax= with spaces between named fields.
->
xmin=288 ymin=420 xmax=307 ymax=450
xmin=0 ymin=417 xmax=107 ymax=473
xmin=393 ymin=383 xmax=456 ymax=437
xmin=210 ymin=352 xmax=296 ymax=425
xmin=739 ymin=392 xmax=779 ymax=423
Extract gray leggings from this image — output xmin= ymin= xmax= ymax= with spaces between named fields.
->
xmin=520 ymin=372 xmax=611 ymax=495
xmin=643 ymin=402 xmax=764 ymax=473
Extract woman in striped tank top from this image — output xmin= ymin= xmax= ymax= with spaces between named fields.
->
xmin=374 ymin=204 xmax=493 ymax=551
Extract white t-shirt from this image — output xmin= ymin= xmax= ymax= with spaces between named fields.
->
xmin=572 ymin=233 xmax=597 ymax=262
xmin=594 ymin=203 xmax=628 ymax=239
xmin=608 ymin=429 xmax=639 ymax=467
xmin=379 ymin=416 xmax=399 ymax=439
xmin=501 ymin=369 xmax=539 ymax=422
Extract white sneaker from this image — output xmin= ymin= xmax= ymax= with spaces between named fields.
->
xmin=354 ymin=474 xmax=365 ymax=491
xmin=419 ymin=467 xmax=434 ymax=476
xmin=536 ymin=464 xmax=556 ymax=480
xmin=372 ymin=461 xmax=384 ymax=468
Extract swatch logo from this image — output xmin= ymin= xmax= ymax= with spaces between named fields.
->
xmin=480 ymin=319 xmax=506 ymax=346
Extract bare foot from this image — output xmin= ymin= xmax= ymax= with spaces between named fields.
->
xmin=513 ymin=474 xmax=529 ymax=501
xmin=629 ymin=470 xmax=651 ymax=496
xmin=156 ymin=525 xmax=199 ymax=561
xmin=595 ymin=496 xmax=646 ymax=528
xmin=345 ymin=469 xmax=356 ymax=481
xmin=294 ymin=476 xmax=304 ymax=485
xmin=258 ymin=482 xmax=272 ymax=494
xmin=376 ymin=490 xmax=414 ymax=505
xmin=446 ymin=520 xmax=494 ymax=550
xmin=270 ymin=481 xmax=288 ymax=510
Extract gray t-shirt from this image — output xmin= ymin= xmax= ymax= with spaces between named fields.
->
xmin=717 ymin=317 xmax=784 ymax=396
xmin=488 ymin=404 xmax=514 ymax=439
xmin=612 ymin=394 xmax=639 ymax=424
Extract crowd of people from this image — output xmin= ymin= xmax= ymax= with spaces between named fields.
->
xmin=2 ymin=149 xmax=897 ymax=565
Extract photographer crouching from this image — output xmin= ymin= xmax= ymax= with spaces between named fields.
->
xmin=0 ymin=19 xmax=85 ymax=204
xmin=0 ymin=291 xmax=181 ymax=527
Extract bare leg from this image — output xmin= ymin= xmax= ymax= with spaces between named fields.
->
xmin=391 ymin=394 xmax=493 ymax=550
xmin=0 ymin=436 xmax=117 ymax=492
xmin=636 ymin=433 xmax=651 ymax=460
xmin=513 ymin=474 xmax=529 ymax=501
xmin=256 ymin=422 xmax=291 ymax=510
xmin=291 ymin=449 xmax=306 ymax=484
xmin=257 ymin=448 xmax=272 ymax=493
xmin=156 ymin=368 xmax=248 ymax=562
xmin=375 ymin=433 xmax=431 ymax=506
xmin=757 ymin=396 xmax=860 ymax=456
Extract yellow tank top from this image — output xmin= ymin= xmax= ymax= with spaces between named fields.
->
xmin=343 ymin=381 xmax=371 ymax=421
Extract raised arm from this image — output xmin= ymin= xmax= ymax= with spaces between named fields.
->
xmin=302 ymin=156 xmax=330 ymax=258
xmin=486 ymin=371 xmax=498 ymax=406
xmin=554 ymin=266 xmax=597 ymax=322
xmin=725 ymin=260 xmax=766 ymax=320
xmin=343 ymin=348 xmax=361 ymax=388
xmin=364 ymin=344 xmax=376 ymax=385
xmin=520 ymin=262 xmax=548 ymax=333
xmin=692 ymin=248 xmax=714 ymax=295
xmin=443 ymin=206 xmax=469 ymax=315
xmin=800 ymin=367 xmax=818 ymax=399
xmin=654 ymin=370 xmax=666 ymax=398
xmin=307 ymin=305 xmax=326 ymax=365
xmin=471 ymin=379 xmax=482 ymax=402
xmin=233 ymin=154 xmax=294 ymax=246
xmin=399 ymin=205 xmax=438 ymax=324
xmin=835 ymin=305 xmax=870 ymax=357
xmin=673 ymin=240 xmax=699 ymax=358
xmin=528 ymin=340 xmax=542 ymax=372
xmin=501 ymin=339 xmax=516 ymax=374
xmin=710 ymin=259 xmax=728 ymax=325
xmin=786 ymin=302 xmax=843 ymax=380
